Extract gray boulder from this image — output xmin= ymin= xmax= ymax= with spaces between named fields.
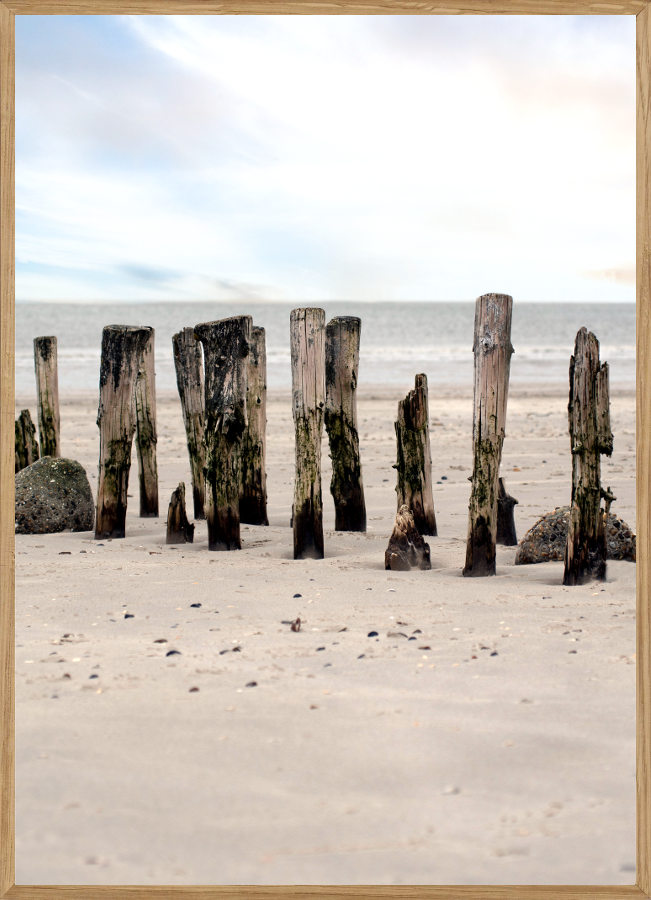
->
xmin=515 ymin=505 xmax=635 ymax=565
xmin=15 ymin=457 xmax=95 ymax=535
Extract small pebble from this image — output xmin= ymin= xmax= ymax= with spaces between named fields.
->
xmin=316 ymin=646 xmax=325 ymax=651
xmin=190 ymin=603 xmax=201 ymax=608
xmin=367 ymin=631 xmax=378 ymax=638
xmin=490 ymin=651 xmax=498 ymax=657
xmin=124 ymin=614 xmax=134 ymax=619
xmin=166 ymin=649 xmax=181 ymax=657
xmin=293 ymin=593 xmax=302 ymax=598
xmin=153 ymin=639 xmax=167 ymax=644
xmin=245 ymin=681 xmax=257 ymax=688
xmin=357 ymin=654 xmax=365 ymax=659
xmin=89 ymin=674 xmax=98 ymax=679
xmin=189 ymin=687 xmax=199 ymax=692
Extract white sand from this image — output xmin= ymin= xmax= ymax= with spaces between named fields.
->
xmin=14 ymin=385 xmax=636 ymax=886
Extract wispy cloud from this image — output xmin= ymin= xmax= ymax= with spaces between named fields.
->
xmin=16 ymin=15 xmax=635 ymax=302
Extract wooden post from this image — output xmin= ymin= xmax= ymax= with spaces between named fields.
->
xmin=95 ymin=325 xmax=152 ymax=540
xmin=240 ymin=325 xmax=269 ymax=526
xmin=385 ymin=504 xmax=431 ymax=571
xmin=15 ymin=409 xmax=39 ymax=473
xmin=394 ymin=374 xmax=436 ymax=536
xmin=34 ymin=336 xmax=60 ymax=458
xmin=563 ymin=328 xmax=614 ymax=585
xmin=325 ymin=316 xmax=366 ymax=532
xmin=291 ymin=308 xmax=325 ymax=560
xmin=194 ymin=315 xmax=251 ymax=551
xmin=166 ymin=482 xmax=195 ymax=544
xmin=463 ymin=293 xmax=514 ymax=577
xmin=134 ymin=329 xmax=158 ymax=517
xmin=496 ymin=477 xmax=518 ymax=546
xmin=173 ymin=327 xmax=206 ymax=520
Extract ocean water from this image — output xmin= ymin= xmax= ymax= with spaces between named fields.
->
xmin=15 ymin=301 xmax=635 ymax=396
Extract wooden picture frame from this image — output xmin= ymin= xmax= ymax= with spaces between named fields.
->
xmin=0 ymin=3 xmax=647 ymax=897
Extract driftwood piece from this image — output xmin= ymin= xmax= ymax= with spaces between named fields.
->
xmin=95 ymin=325 xmax=152 ymax=540
xmin=173 ymin=327 xmax=206 ymax=520
xmin=385 ymin=504 xmax=431 ymax=571
xmin=134 ymin=329 xmax=158 ymax=517
xmin=34 ymin=336 xmax=61 ymax=458
xmin=563 ymin=328 xmax=614 ymax=585
xmin=15 ymin=409 xmax=39 ymax=473
xmin=166 ymin=482 xmax=195 ymax=544
xmin=195 ymin=315 xmax=252 ymax=551
xmin=394 ymin=374 xmax=436 ymax=536
xmin=496 ymin=477 xmax=518 ymax=546
xmin=240 ymin=326 xmax=269 ymax=526
xmin=463 ymin=293 xmax=514 ymax=577
xmin=325 ymin=316 xmax=366 ymax=532
xmin=291 ymin=308 xmax=326 ymax=560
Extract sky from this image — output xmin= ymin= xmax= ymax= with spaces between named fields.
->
xmin=15 ymin=15 xmax=635 ymax=303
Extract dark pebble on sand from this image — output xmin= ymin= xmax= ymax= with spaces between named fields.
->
xmin=124 ymin=614 xmax=134 ymax=619
xmin=569 ymin=650 xmax=577 ymax=654
xmin=190 ymin=603 xmax=201 ymax=608
xmin=246 ymin=681 xmax=257 ymax=688
xmin=189 ymin=687 xmax=199 ymax=692
xmin=490 ymin=651 xmax=498 ymax=657
xmin=419 ymin=646 xmax=431 ymax=650
xmin=166 ymin=649 xmax=181 ymax=657
xmin=408 ymin=637 xmax=416 ymax=641
xmin=232 ymin=646 xmax=241 ymax=652
xmin=367 ymin=631 xmax=378 ymax=638
xmin=316 ymin=646 xmax=325 ymax=651
xmin=153 ymin=639 xmax=167 ymax=643
xmin=293 ymin=593 xmax=302 ymax=598
xmin=358 ymin=654 xmax=365 ymax=659
xmin=89 ymin=674 xmax=98 ymax=679
xmin=324 ymin=663 xmax=332 ymax=667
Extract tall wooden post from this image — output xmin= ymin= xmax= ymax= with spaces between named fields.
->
xmin=240 ymin=325 xmax=268 ymax=526
xmin=563 ymin=327 xmax=614 ymax=585
xmin=463 ymin=293 xmax=514 ymax=577
xmin=95 ymin=325 xmax=152 ymax=540
xmin=134 ymin=329 xmax=158 ymax=517
xmin=15 ymin=409 xmax=39 ymax=473
xmin=325 ymin=316 xmax=366 ymax=532
xmin=34 ymin=336 xmax=60 ymax=458
xmin=195 ymin=315 xmax=251 ymax=551
xmin=173 ymin=327 xmax=206 ymax=520
xmin=394 ymin=374 xmax=436 ymax=536
xmin=291 ymin=308 xmax=326 ymax=560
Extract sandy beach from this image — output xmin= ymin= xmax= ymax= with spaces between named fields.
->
xmin=14 ymin=382 xmax=636 ymax=886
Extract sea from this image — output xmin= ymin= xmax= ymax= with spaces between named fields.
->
xmin=15 ymin=301 xmax=636 ymax=397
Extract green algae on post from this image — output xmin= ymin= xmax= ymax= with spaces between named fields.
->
xmin=33 ymin=335 xmax=61 ymax=459
xmin=173 ymin=327 xmax=206 ymax=520
xmin=394 ymin=373 xmax=437 ymax=537
xmin=240 ymin=325 xmax=269 ymax=527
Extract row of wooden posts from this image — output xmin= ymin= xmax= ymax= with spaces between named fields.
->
xmin=18 ymin=293 xmax=614 ymax=585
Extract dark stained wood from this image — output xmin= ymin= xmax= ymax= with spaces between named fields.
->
xmin=291 ymin=308 xmax=325 ymax=560
xmin=33 ymin=335 xmax=60 ymax=458
xmin=325 ymin=316 xmax=366 ymax=532
xmin=394 ymin=374 xmax=436 ymax=536
xmin=463 ymin=293 xmax=514 ymax=577
xmin=134 ymin=329 xmax=158 ymax=517
xmin=173 ymin=327 xmax=206 ymax=520
xmin=166 ymin=482 xmax=195 ymax=544
xmin=194 ymin=315 xmax=252 ymax=551
xmin=496 ymin=477 xmax=518 ymax=546
xmin=385 ymin=504 xmax=431 ymax=571
xmin=14 ymin=409 xmax=38 ymax=473
xmin=95 ymin=325 xmax=152 ymax=540
xmin=563 ymin=327 xmax=614 ymax=585
xmin=240 ymin=326 xmax=268 ymax=526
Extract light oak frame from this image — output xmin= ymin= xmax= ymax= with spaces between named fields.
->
xmin=0 ymin=2 xmax=648 ymax=897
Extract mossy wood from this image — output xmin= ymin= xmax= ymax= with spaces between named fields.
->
xmin=394 ymin=374 xmax=436 ymax=536
xmin=173 ymin=327 xmax=206 ymax=520
xmin=95 ymin=325 xmax=152 ymax=539
xmin=496 ymin=477 xmax=518 ymax=546
xmin=240 ymin=325 xmax=268 ymax=526
xmin=463 ymin=293 xmax=514 ymax=577
xmin=195 ymin=315 xmax=251 ymax=551
xmin=33 ymin=335 xmax=60 ymax=458
xmin=325 ymin=316 xmax=366 ymax=532
xmin=563 ymin=327 xmax=614 ymax=585
xmin=134 ymin=328 xmax=158 ymax=517
xmin=166 ymin=482 xmax=195 ymax=544
xmin=14 ymin=409 xmax=39 ymax=473
xmin=291 ymin=307 xmax=326 ymax=560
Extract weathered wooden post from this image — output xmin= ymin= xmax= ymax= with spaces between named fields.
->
xmin=291 ymin=308 xmax=326 ymax=560
xmin=166 ymin=482 xmax=195 ymax=544
xmin=496 ymin=477 xmax=518 ymax=546
xmin=95 ymin=325 xmax=152 ymax=539
xmin=195 ymin=315 xmax=251 ymax=551
xmin=173 ymin=327 xmax=206 ymax=520
xmin=325 ymin=316 xmax=366 ymax=532
xmin=394 ymin=374 xmax=436 ymax=536
xmin=134 ymin=329 xmax=158 ymax=517
xmin=563 ymin=327 xmax=614 ymax=585
xmin=15 ymin=409 xmax=39 ymax=473
xmin=240 ymin=326 xmax=269 ymax=526
xmin=463 ymin=293 xmax=514 ymax=577
xmin=34 ymin=336 xmax=60 ymax=458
